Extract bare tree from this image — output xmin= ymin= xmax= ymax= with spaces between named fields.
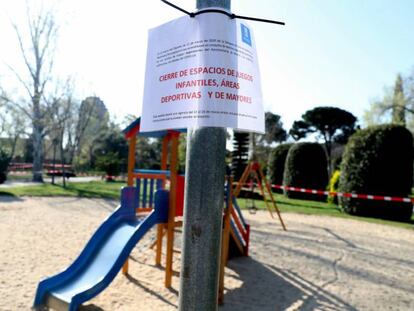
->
xmin=50 ymin=100 xmax=71 ymax=187
xmin=66 ymin=99 xmax=98 ymax=166
xmin=0 ymin=105 xmax=29 ymax=161
xmin=364 ymin=71 xmax=414 ymax=131
xmin=67 ymin=96 xmax=109 ymax=168
xmin=45 ymin=79 xmax=76 ymax=187
xmin=1 ymin=3 xmax=58 ymax=182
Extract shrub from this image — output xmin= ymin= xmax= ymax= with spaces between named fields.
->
xmin=327 ymin=170 xmax=340 ymax=204
xmin=339 ymin=124 xmax=413 ymax=221
xmin=283 ymin=143 xmax=328 ymax=200
xmin=0 ymin=149 xmax=10 ymax=184
xmin=268 ymin=144 xmax=292 ymax=193
xmin=95 ymin=152 xmax=121 ymax=181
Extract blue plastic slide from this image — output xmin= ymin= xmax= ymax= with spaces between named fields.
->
xmin=33 ymin=187 xmax=169 ymax=311
xmin=228 ymin=196 xmax=250 ymax=257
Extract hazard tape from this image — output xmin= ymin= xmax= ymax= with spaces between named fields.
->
xmin=271 ymin=185 xmax=414 ymax=203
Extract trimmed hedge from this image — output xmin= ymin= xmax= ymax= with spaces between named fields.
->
xmin=339 ymin=124 xmax=413 ymax=221
xmin=283 ymin=143 xmax=328 ymax=200
xmin=268 ymin=144 xmax=292 ymax=193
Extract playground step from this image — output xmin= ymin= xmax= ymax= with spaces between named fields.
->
xmin=45 ymin=293 xmax=69 ymax=311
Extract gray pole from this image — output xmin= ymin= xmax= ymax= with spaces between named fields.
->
xmin=178 ymin=1 xmax=230 ymax=310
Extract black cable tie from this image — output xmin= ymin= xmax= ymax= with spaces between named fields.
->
xmin=193 ymin=9 xmax=233 ymax=19
xmin=161 ymin=0 xmax=285 ymax=26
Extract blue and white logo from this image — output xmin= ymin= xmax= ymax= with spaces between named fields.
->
xmin=241 ymin=24 xmax=252 ymax=46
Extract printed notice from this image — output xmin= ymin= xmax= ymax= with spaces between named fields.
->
xmin=141 ymin=13 xmax=264 ymax=133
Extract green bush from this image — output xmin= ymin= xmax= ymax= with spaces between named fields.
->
xmin=327 ymin=170 xmax=341 ymax=204
xmin=268 ymin=144 xmax=292 ymax=193
xmin=0 ymin=149 xmax=10 ymax=184
xmin=95 ymin=152 xmax=121 ymax=181
xmin=283 ymin=143 xmax=328 ymax=200
xmin=339 ymin=124 xmax=413 ymax=221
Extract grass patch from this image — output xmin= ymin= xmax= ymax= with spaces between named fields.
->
xmin=238 ymin=193 xmax=414 ymax=230
xmin=0 ymin=181 xmax=126 ymax=200
xmin=1 ymin=180 xmax=412 ymax=230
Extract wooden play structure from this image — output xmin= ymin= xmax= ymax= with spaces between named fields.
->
xmin=122 ymin=118 xmax=185 ymax=287
xmin=33 ymin=117 xmax=286 ymax=309
xmin=122 ymin=118 xmax=251 ymax=295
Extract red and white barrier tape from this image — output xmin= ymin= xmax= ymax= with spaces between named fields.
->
xmin=271 ymin=185 xmax=413 ymax=203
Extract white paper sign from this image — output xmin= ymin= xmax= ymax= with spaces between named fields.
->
xmin=141 ymin=13 xmax=264 ymax=133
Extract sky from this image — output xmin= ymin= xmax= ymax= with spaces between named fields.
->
xmin=1 ymin=0 xmax=414 ymax=129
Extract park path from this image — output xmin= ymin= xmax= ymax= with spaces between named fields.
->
xmin=0 ymin=196 xmax=413 ymax=310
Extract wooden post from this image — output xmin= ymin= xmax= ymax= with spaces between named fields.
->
xmin=127 ymin=137 xmax=136 ymax=187
xmin=258 ymin=168 xmax=287 ymax=231
xmin=161 ymin=135 xmax=169 ymax=187
xmin=234 ymin=162 xmax=251 ymax=198
xmin=253 ymin=172 xmax=274 ymax=218
xmin=122 ymin=136 xmax=136 ymax=275
xmin=165 ymin=133 xmax=178 ymax=287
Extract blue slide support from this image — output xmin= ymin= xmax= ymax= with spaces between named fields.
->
xmin=33 ymin=186 xmax=169 ymax=311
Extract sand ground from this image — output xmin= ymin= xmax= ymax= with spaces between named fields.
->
xmin=0 ymin=196 xmax=413 ymax=311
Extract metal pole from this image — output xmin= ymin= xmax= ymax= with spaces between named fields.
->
xmin=178 ymin=2 xmax=230 ymax=310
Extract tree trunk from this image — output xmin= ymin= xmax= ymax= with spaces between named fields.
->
xmin=32 ymin=58 xmax=43 ymax=182
xmin=32 ymin=123 xmax=43 ymax=182
xmin=60 ymin=129 xmax=66 ymax=188
xmin=9 ymin=135 xmax=19 ymax=161
xmin=88 ymin=145 xmax=94 ymax=169
xmin=52 ymin=141 xmax=56 ymax=185
xmin=325 ymin=140 xmax=332 ymax=178
xmin=66 ymin=133 xmax=76 ymax=167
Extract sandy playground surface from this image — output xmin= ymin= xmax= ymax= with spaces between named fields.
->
xmin=0 ymin=196 xmax=413 ymax=311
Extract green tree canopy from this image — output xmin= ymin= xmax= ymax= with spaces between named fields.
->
xmin=289 ymin=106 xmax=357 ymax=176
xmin=92 ymin=123 xmax=128 ymax=172
xmin=261 ymin=112 xmax=288 ymax=144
